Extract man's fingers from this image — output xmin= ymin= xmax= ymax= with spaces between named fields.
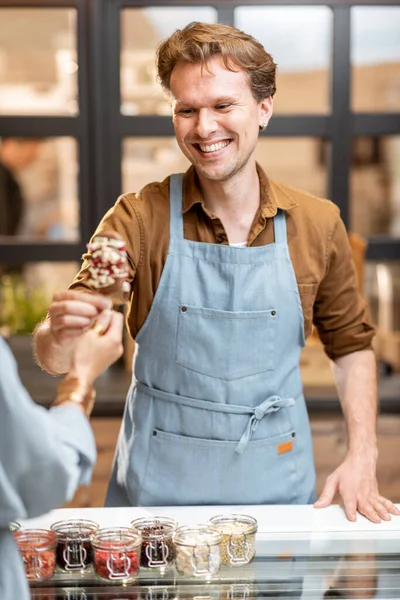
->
xmin=356 ymin=500 xmax=381 ymax=524
xmin=342 ymin=497 xmax=358 ymax=522
xmin=53 ymin=290 xmax=112 ymax=311
xmin=379 ymin=496 xmax=400 ymax=516
xmin=314 ymin=474 xmax=338 ymax=509
xmin=50 ymin=314 xmax=94 ymax=333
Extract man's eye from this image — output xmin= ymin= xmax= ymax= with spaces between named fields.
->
xmin=216 ymin=104 xmax=230 ymax=110
xmin=178 ymin=108 xmax=194 ymax=115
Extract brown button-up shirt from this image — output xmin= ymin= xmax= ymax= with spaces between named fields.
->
xmin=70 ymin=165 xmax=375 ymax=360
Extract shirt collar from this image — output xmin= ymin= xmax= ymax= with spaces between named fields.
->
xmin=182 ymin=164 xmax=298 ymax=217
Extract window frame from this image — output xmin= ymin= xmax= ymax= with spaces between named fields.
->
xmin=0 ymin=0 xmax=399 ymax=263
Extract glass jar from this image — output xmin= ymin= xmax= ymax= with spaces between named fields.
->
xmin=174 ymin=525 xmax=222 ymax=577
xmin=92 ymin=527 xmax=142 ymax=582
xmin=14 ymin=529 xmax=57 ymax=581
xmin=209 ymin=514 xmax=257 ymax=566
xmin=131 ymin=516 xmax=177 ymax=570
xmin=50 ymin=519 xmax=98 ymax=571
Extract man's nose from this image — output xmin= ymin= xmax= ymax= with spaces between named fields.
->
xmin=194 ymin=109 xmax=218 ymax=139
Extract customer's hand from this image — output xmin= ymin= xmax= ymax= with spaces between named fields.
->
xmin=69 ymin=309 xmax=124 ymax=385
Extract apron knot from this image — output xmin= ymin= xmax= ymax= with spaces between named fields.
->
xmin=236 ymin=396 xmax=295 ymax=455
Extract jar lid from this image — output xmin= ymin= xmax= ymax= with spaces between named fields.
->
xmin=50 ymin=519 xmax=99 ymax=540
xmin=9 ymin=521 xmax=21 ymax=533
xmin=92 ymin=527 xmax=142 ymax=551
xmin=209 ymin=514 xmax=258 ymax=535
xmin=14 ymin=529 xmax=57 ymax=552
xmin=131 ymin=516 xmax=177 ymax=538
xmin=174 ymin=524 xmax=222 ymax=547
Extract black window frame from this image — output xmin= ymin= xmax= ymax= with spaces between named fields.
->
xmin=0 ymin=0 xmax=399 ymax=264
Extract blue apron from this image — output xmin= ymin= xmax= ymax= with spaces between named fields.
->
xmin=106 ymin=174 xmax=316 ymax=507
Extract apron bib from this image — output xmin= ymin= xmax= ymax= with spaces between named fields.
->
xmin=106 ymin=174 xmax=316 ymax=507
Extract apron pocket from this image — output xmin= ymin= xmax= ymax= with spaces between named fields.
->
xmin=176 ymin=305 xmax=277 ymax=380
xmin=140 ymin=428 xmax=297 ymax=506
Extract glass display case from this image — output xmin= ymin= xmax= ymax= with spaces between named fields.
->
xmin=19 ymin=506 xmax=400 ymax=599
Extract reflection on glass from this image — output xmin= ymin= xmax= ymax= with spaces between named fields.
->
xmin=0 ymin=8 xmax=78 ymax=115
xmin=0 ymin=262 xmax=79 ymax=336
xmin=255 ymin=138 xmax=327 ymax=199
xmin=120 ymin=7 xmax=217 ymax=115
xmin=235 ymin=6 xmax=331 ymax=114
xmin=324 ymin=553 xmax=378 ymax=599
xmin=351 ymin=7 xmax=400 ymax=112
xmin=0 ymin=137 xmax=79 ymax=241
xmin=350 ymin=136 xmax=400 ymax=237
xmin=122 ymin=137 xmax=190 ymax=193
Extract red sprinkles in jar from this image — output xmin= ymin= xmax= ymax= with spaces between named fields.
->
xmin=14 ymin=529 xmax=56 ymax=581
xmin=92 ymin=528 xmax=141 ymax=582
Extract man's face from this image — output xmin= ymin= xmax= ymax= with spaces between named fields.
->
xmin=169 ymin=56 xmax=273 ymax=183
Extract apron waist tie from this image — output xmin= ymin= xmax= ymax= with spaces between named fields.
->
xmin=136 ymin=381 xmax=296 ymax=455
xmin=236 ymin=396 xmax=296 ymax=455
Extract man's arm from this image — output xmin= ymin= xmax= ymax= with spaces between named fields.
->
xmin=314 ymin=348 xmax=400 ymax=522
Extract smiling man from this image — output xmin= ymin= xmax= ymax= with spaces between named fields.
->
xmin=34 ymin=22 xmax=398 ymax=523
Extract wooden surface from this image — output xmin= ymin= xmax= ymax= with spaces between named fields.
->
xmin=64 ymin=414 xmax=400 ymax=508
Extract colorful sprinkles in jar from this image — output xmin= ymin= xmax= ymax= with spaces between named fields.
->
xmin=131 ymin=516 xmax=177 ymax=570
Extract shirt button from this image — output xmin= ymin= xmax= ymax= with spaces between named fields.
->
xmin=271 ymin=310 xmax=277 ymax=316
xmin=216 ymin=235 xmax=224 ymax=244
xmin=181 ymin=306 xmax=187 ymax=312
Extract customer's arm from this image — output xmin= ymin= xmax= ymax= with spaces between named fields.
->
xmin=0 ymin=310 xmax=123 ymax=524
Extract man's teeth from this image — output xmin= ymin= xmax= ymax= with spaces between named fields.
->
xmin=198 ymin=140 xmax=230 ymax=153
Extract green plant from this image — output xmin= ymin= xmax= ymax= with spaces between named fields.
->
xmin=0 ymin=274 xmax=50 ymax=335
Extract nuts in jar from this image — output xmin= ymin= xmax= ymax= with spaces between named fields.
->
xmin=92 ymin=527 xmax=141 ymax=582
xmin=14 ymin=529 xmax=57 ymax=581
xmin=174 ymin=525 xmax=222 ymax=577
xmin=50 ymin=519 xmax=99 ymax=571
xmin=209 ymin=514 xmax=257 ymax=566
xmin=131 ymin=516 xmax=177 ymax=570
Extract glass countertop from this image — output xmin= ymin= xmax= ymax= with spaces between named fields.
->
xmin=29 ymin=531 xmax=400 ymax=599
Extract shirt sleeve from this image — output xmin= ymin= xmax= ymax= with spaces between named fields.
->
xmin=0 ymin=338 xmax=96 ymax=526
xmin=313 ymin=214 xmax=375 ymax=360
xmin=69 ymin=194 xmax=139 ymax=304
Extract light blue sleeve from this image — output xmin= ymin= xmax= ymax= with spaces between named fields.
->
xmin=0 ymin=338 xmax=96 ymax=526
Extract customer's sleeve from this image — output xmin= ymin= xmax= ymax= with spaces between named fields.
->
xmin=0 ymin=339 xmax=96 ymax=525
xmin=69 ymin=193 xmax=139 ymax=303
xmin=312 ymin=215 xmax=375 ymax=360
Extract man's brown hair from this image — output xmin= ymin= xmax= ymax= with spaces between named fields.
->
xmin=156 ymin=21 xmax=277 ymax=103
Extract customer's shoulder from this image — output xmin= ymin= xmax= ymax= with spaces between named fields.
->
xmin=269 ymin=179 xmax=340 ymax=228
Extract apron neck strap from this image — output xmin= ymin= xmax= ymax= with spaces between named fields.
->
xmin=169 ymin=173 xmax=184 ymax=240
xmin=273 ymin=209 xmax=288 ymax=244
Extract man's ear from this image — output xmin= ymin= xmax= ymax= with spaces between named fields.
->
xmin=259 ymin=96 xmax=274 ymax=129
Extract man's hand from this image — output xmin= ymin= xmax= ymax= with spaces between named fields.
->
xmin=314 ymin=451 xmax=400 ymax=523
xmin=48 ymin=290 xmax=112 ymax=346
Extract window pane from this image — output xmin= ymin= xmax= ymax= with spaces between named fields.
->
xmin=0 ymin=262 xmax=79 ymax=335
xmin=0 ymin=9 xmax=78 ymax=116
xmin=255 ymin=138 xmax=328 ymax=199
xmin=121 ymin=7 xmax=217 ymax=115
xmin=350 ymin=136 xmax=400 ymax=237
xmin=0 ymin=137 xmax=79 ymax=241
xmin=235 ymin=6 xmax=331 ymax=114
xmin=351 ymin=7 xmax=400 ymax=112
xmin=122 ymin=137 xmax=190 ymax=193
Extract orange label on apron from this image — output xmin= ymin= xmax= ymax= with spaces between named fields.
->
xmin=277 ymin=440 xmax=293 ymax=455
